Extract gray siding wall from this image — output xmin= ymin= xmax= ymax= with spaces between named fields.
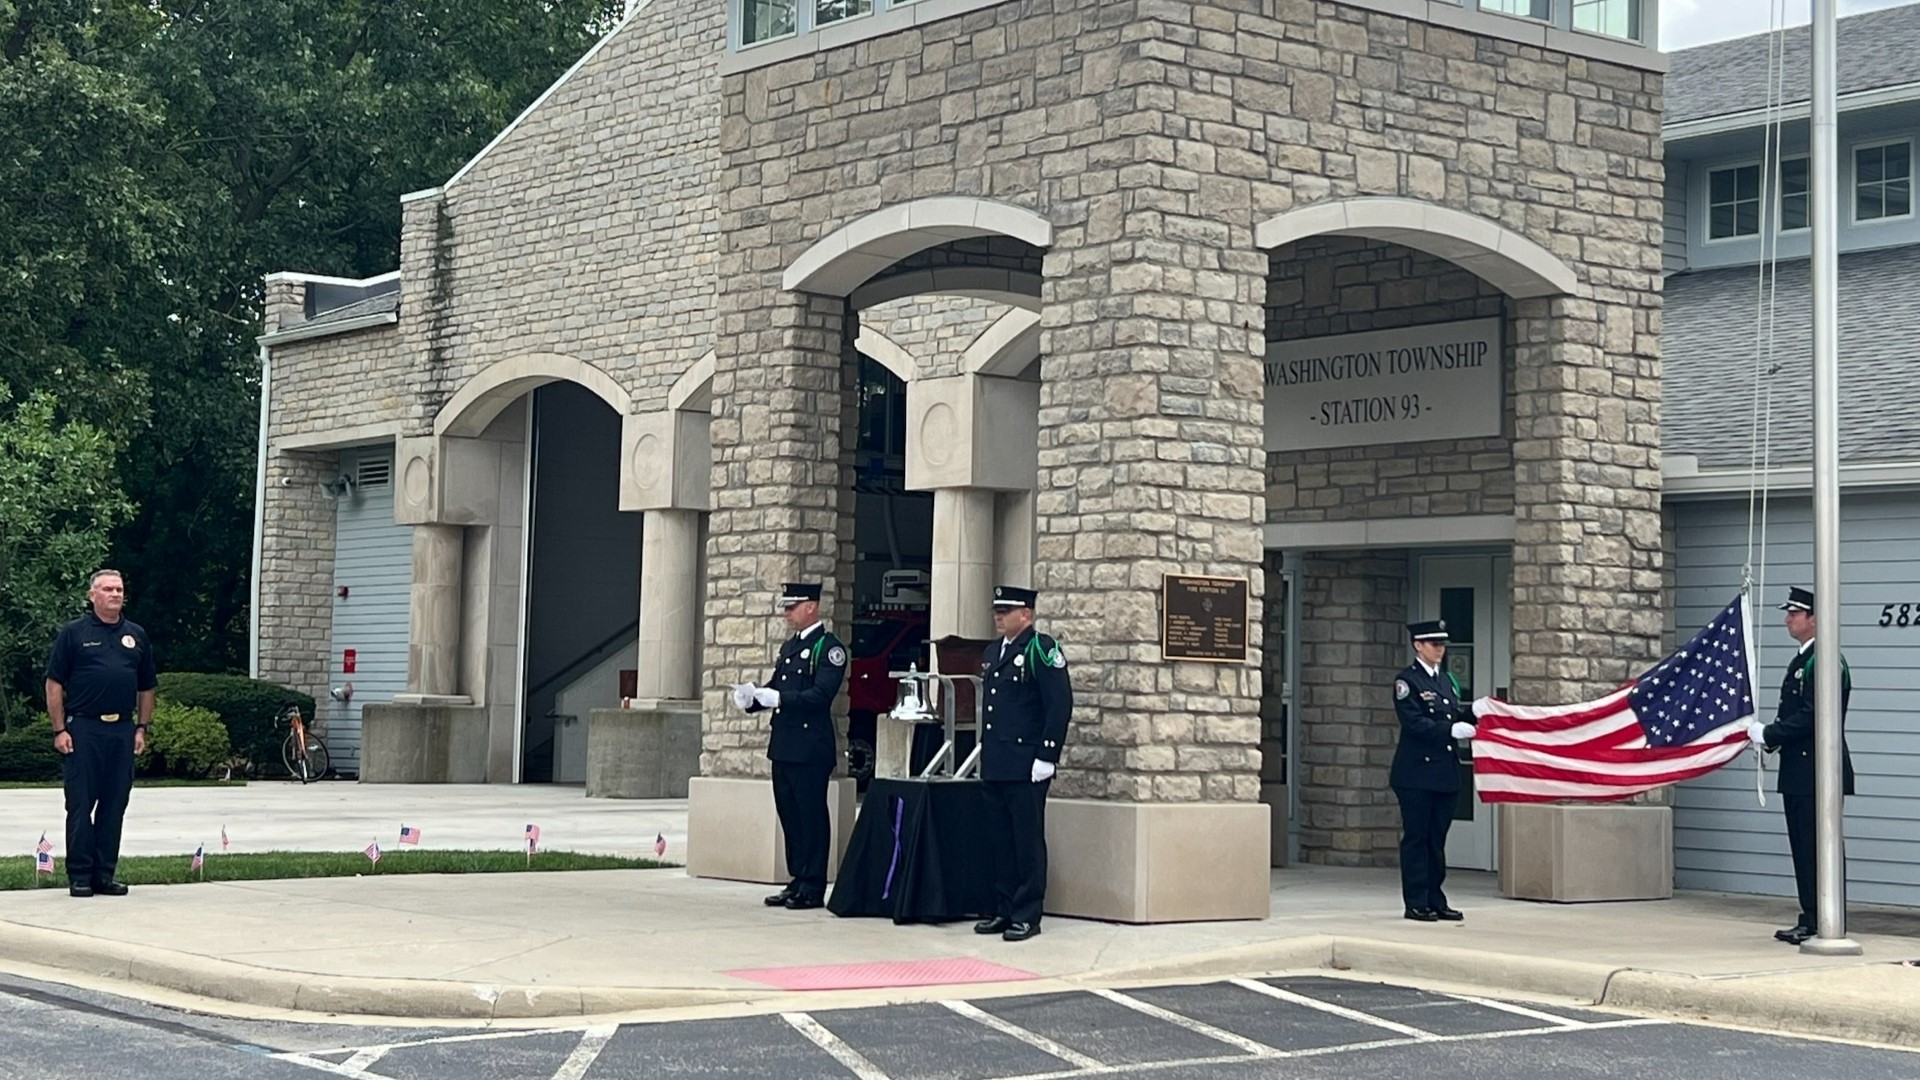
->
xmin=326 ymin=446 xmax=411 ymax=775
xmin=1663 ymin=163 xmax=1688 ymax=275
xmin=1671 ymin=493 xmax=1920 ymax=906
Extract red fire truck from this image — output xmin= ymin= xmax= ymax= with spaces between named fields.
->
xmin=844 ymin=573 xmax=930 ymax=788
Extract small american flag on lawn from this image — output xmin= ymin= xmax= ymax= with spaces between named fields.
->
xmin=35 ymin=850 xmax=53 ymax=875
xmin=525 ymin=824 xmax=540 ymax=854
xmin=220 ymin=825 xmax=229 ymax=853
xmin=398 ymin=825 xmax=420 ymax=846
xmin=190 ymin=845 xmax=204 ymax=871
xmin=36 ymin=833 xmax=51 ymax=855
xmin=1471 ymin=595 xmax=1758 ymax=803
xmin=365 ymin=841 xmax=382 ymax=866
xmin=654 ymin=832 xmax=667 ymax=859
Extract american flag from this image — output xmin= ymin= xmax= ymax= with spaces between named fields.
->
xmin=36 ymin=833 xmax=51 ymax=855
xmin=399 ymin=826 xmax=420 ymax=846
xmin=1471 ymin=595 xmax=1758 ymax=803
xmin=35 ymin=850 xmax=53 ymax=875
xmin=190 ymin=845 xmax=204 ymax=871
xmin=365 ymin=841 xmax=382 ymax=865
xmin=220 ymin=825 xmax=229 ymax=853
xmin=654 ymin=833 xmax=667 ymax=859
xmin=525 ymin=824 xmax=540 ymax=854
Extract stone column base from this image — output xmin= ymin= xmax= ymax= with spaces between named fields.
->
xmin=360 ymin=703 xmax=489 ymax=783
xmin=1046 ymin=800 xmax=1271 ymax=923
xmin=585 ymin=701 xmax=701 ymax=799
xmin=1498 ymin=803 xmax=1673 ymax=902
xmin=685 ymin=776 xmax=857 ymax=885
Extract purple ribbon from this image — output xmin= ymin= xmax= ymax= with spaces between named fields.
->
xmin=880 ymin=796 xmax=905 ymax=901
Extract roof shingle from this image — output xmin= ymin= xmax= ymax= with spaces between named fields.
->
xmin=1667 ymin=3 xmax=1920 ymax=125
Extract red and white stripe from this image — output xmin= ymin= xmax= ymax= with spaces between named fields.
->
xmin=1472 ymin=684 xmax=1752 ymax=803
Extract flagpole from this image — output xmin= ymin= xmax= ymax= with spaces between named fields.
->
xmin=1803 ymin=0 xmax=1860 ymax=957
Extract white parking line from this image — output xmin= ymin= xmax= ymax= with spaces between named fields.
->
xmin=1089 ymin=988 xmax=1283 ymax=1058
xmin=551 ymin=1025 xmax=616 ymax=1080
xmin=1447 ymin=993 xmax=1587 ymax=1027
xmin=1228 ymin=978 xmax=1438 ymax=1039
xmin=340 ymin=1046 xmax=390 ymax=1073
xmin=941 ymin=999 xmax=1106 ymax=1070
xmin=782 ymin=1012 xmax=893 ymax=1080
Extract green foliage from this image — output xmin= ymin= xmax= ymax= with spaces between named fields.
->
xmin=0 ymin=389 xmax=135 ymax=727
xmin=2 ymin=849 xmax=667 ymax=890
xmin=136 ymin=699 xmax=231 ymax=778
xmin=156 ymin=673 xmax=313 ymax=770
xmin=0 ymin=715 xmax=61 ymax=782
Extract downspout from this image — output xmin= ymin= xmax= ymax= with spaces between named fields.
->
xmin=249 ymin=340 xmax=271 ymax=679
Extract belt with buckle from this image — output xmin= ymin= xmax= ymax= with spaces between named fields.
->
xmin=99 ymin=713 xmax=122 ymax=723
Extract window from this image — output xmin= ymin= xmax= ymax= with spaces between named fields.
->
xmin=1854 ymin=141 xmax=1912 ymax=222
xmin=739 ymin=0 xmax=796 ymax=46
xmin=1708 ymin=164 xmax=1762 ymax=240
xmin=1572 ymin=0 xmax=1641 ymax=40
xmin=1779 ymin=157 xmax=1810 ymax=233
xmin=814 ymin=0 xmax=872 ymax=29
xmin=1479 ymin=0 xmax=1551 ymax=20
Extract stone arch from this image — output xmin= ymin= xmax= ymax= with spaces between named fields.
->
xmin=963 ymin=309 xmax=1042 ymax=377
xmin=667 ymin=351 xmax=715 ymax=413
xmin=852 ymin=267 xmax=1043 ymax=313
xmin=854 ymin=327 xmax=918 ymax=381
xmin=782 ymin=197 xmax=1053 ymax=298
xmin=435 ymin=353 xmax=633 ymax=437
xmin=1253 ymin=198 xmax=1580 ymax=300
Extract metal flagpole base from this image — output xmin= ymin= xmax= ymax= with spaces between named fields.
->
xmin=1799 ymin=936 xmax=1864 ymax=956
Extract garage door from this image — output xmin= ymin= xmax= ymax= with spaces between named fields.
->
xmin=1670 ymin=492 xmax=1920 ymax=907
xmin=325 ymin=447 xmax=411 ymax=776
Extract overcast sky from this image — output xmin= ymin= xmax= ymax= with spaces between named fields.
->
xmin=1662 ymin=0 xmax=1915 ymax=50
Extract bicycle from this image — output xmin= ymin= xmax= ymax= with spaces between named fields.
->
xmin=276 ymin=703 xmax=332 ymax=783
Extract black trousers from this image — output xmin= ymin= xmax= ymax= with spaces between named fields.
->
xmin=63 ymin=717 xmax=137 ymax=886
xmin=1783 ymin=793 xmax=1846 ymax=928
xmin=982 ymin=778 xmax=1051 ymax=924
xmin=1394 ymin=786 xmax=1458 ymax=911
xmin=771 ymin=760 xmax=832 ymax=898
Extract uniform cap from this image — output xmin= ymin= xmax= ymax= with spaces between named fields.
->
xmin=1779 ymin=586 xmax=1814 ymax=613
xmin=1409 ymin=620 xmax=1449 ymax=642
xmin=779 ymin=582 xmax=822 ymax=609
xmin=993 ymin=585 xmax=1038 ymax=610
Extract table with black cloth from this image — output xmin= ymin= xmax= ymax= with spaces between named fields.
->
xmin=827 ymin=777 xmax=998 ymax=923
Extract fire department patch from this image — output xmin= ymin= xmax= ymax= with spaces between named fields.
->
xmin=1394 ymin=679 xmax=1410 ymax=700
xmin=1048 ymin=647 xmax=1065 ymax=669
xmin=121 ymin=635 xmax=137 ymax=649
xmin=827 ymin=646 xmax=846 ymax=667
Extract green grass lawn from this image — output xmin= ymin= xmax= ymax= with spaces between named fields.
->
xmin=0 ymin=778 xmax=250 ymax=790
xmin=4 ymin=849 xmax=666 ymax=890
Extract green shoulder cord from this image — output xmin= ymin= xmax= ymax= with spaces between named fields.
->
xmin=1022 ymin=634 xmax=1058 ymax=680
xmin=808 ymin=635 xmax=825 ymax=675
xmin=1445 ymin=671 xmax=1464 ymax=701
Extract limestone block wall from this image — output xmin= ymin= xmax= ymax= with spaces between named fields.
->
xmin=257 ymin=451 xmax=338 ymax=713
xmin=267 ymin=328 xmax=412 ymax=444
xmin=1295 ymin=550 xmax=1410 ymax=866
xmin=1264 ymin=237 xmax=1514 ymax=522
xmin=864 ymin=296 xmax=1012 ymax=381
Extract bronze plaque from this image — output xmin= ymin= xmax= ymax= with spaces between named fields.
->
xmin=1161 ymin=575 xmax=1250 ymax=663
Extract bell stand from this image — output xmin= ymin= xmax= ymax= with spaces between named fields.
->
xmin=886 ymin=667 xmax=983 ymax=780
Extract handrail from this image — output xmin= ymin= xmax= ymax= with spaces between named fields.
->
xmin=527 ymin=619 xmax=639 ymax=702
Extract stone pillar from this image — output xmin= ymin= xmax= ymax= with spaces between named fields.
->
xmin=637 ymin=508 xmax=703 ymax=700
xmin=931 ymin=488 xmax=996 ymax=641
xmin=994 ymin=489 xmax=1036 ymax=589
xmin=1031 ymin=207 xmax=1273 ymax=921
xmin=407 ymin=523 xmax=465 ymax=699
xmin=688 ymin=291 xmax=858 ymax=885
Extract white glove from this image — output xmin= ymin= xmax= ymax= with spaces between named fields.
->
xmin=731 ymin=684 xmax=755 ymax=711
xmin=1472 ymin=697 xmax=1492 ymax=718
xmin=1451 ymin=721 xmax=1475 ymax=740
xmin=1746 ymin=720 xmax=1767 ymax=748
xmin=1031 ymin=760 xmax=1056 ymax=782
xmin=753 ymin=687 xmax=781 ymax=710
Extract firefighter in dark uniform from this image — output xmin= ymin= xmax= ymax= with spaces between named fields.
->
xmin=1390 ymin=620 xmax=1476 ymax=922
xmin=1745 ymin=586 xmax=1854 ymax=945
xmin=974 ymin=585 xmax=1072 ymax=943
xmin=734 ymin=582 xmax=846 ymax=910
xmin=45 ymin=570 xmax=157 ymax=898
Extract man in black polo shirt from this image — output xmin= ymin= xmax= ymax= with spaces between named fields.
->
xmin=45 ymin=569 xmax=158 ymax=898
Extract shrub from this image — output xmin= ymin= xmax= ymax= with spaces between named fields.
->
xmin=136 ymin=701 xmax=232 ymax=779
xmin=156 ymin=673 xmax=314 ymax=771
xmin=0 ymin=715 xmax=62 ymax=782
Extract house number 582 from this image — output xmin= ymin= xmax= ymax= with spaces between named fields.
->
xmin=1879 ymin=604 xmax=1916 ymax=627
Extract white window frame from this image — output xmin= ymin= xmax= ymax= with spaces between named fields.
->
xmin=732 ymin=0 xmax=882 ymax=51
xmin=1849 ymin=138 xmax=1914 ymax=227
xmin=1703 ymin=160 xmax=1765 ymax=244
xmin=1477 ymin=0 xmax=1554 ymax=23
xmin=1777 ymin=155 xmax=1811 ymax=236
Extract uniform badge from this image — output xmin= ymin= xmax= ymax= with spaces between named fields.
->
xmin=120 ymin=635 xmax=136 ymax=649
xmin=1394 ymin=679 xmax=1410 ymax=700
xmin=1048 ymin=648 xmax=1065 ymax=669
xmin=827 ymin=645 xmax=846 ymax=667
xmin=1013 ymin=655 xmax=1025 ymax=668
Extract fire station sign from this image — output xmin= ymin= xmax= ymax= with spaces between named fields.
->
xmin=1161 ymin=575 xmax=1250 ymax=664
xmin=1264 ymin=317 xmax=1503 ymax=452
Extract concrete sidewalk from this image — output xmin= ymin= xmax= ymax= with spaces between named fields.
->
xmin=1 ymin=861 xmax=1916 ymax=1047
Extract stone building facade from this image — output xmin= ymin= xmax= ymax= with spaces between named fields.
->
xmin=256 ymin=0 xmax=1667 ymax=921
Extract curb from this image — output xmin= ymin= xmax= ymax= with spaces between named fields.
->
xmin=1601 ymin=967 xmax=1920 ymax=1049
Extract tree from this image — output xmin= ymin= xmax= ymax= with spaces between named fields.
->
xmin=0 ymin=389 xmax=133 ymax=728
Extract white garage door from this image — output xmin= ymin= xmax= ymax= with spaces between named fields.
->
xmin=325 ymin=448 xmax=411 ymax=776
xmin=1670 ymin=493 xmax=1920 ymax=907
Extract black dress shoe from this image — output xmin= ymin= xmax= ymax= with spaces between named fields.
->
xmin=974 ymin=916 xmax=1012 ymax=935
xmin=1002 ymin=921 xmax=1041 ymax=942
xmin=783 ymin=893 xmax=823 ymax=910
xmin=1404 ymin=907 xmax=1440 ymax=922
xmin=92 ymin=880 xmax=129 ymax=897
xmin=764 ymin=888 xmax=796 ymax=907
xmin=1777 ymin=924 xmax=1814 ymax=945
xmin=1435 ymin=906 xmax=1464 ymax=922
xmin=68 ymin=884 xmax=94 ymax=898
